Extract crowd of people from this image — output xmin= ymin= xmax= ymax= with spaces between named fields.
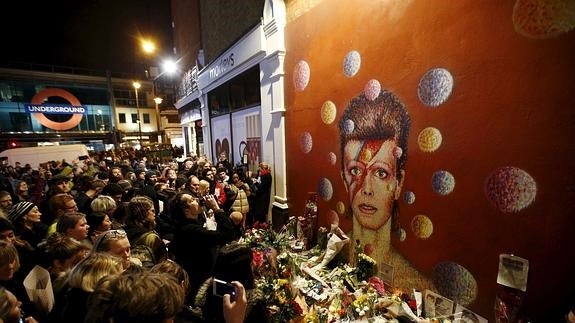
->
xmin=0 ymin=147 xmax=273 ymax=323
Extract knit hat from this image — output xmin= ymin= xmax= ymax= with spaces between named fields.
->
xmin=8 ymin=201 xmax=35 ymax=224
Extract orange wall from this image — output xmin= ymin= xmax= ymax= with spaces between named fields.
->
xmin=284 ymin=0 xmax=575 ymax=320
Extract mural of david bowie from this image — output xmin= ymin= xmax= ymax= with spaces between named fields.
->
xmin=338 ymin=90 xmax=435 ymax=292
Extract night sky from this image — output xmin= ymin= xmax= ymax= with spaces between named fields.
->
xmin=0 ymin=0 xmax=172 ymax=75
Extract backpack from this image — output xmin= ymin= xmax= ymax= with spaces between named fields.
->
xmin=131 ymin=232 xmax=157 ymax=268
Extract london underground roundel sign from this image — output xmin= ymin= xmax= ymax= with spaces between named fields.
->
xmin=29 ymin=88 xmax=84 ymax=131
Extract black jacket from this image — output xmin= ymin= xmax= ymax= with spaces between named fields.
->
xmin=172 ymin=209 xmax=235 ymax=301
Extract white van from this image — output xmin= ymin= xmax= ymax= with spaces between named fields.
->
xmin=0 ymin=144 xmax=90 ymax=169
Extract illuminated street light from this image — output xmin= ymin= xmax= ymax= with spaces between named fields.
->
xmin=161 ymin=59 xmax=177 ymax=76
xmin=133 ymin=81 xmax=142 ymax=144
xmin=141 ymin=39 xmax=156 ymax=54
xmin=154 ymin=97 xmax=163 ymax=143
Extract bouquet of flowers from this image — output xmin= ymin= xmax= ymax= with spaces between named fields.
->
xmin=356 ymin=252 xmax=377 ymax=281
xmin=243 ymin=221 xmax=291 ymax=251
xmin=258 ymin=277 xmax=302 ymax=323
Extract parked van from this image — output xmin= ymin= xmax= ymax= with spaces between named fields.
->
xmin=0 ymin=144 xmax=90 ymax=169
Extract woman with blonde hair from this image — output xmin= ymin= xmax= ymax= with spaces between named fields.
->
xmin=0 ymin=286 xmax=39 ymax=323
xmin=91 ymin=195 xmax=124 ymax=230
xmin=51 ymin=253 xmax=123 ymax=322
xmin=92 ymin=229 xmax=141 ymax=270
xmin=0 ymin=241 xmax=37 ymax=321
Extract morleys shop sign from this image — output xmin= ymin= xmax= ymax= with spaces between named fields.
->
xmin=25 ymin=88 xmax=86 ymax=131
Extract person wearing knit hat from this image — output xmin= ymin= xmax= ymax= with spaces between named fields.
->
xmin=9 ymin=201 xmax=47 ymax=247
xmin=8 ymin=201 xmax=35 ymax=225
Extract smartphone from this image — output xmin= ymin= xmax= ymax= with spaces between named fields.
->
xmin=212 ymin=278 xmax=236 ymax=299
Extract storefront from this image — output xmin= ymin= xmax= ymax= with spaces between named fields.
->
xmin=176 ymin=2 xmax=288 ymax=222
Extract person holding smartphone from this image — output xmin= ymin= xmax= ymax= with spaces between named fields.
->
xmin=170 ymin=192 xmax=236 ymax=303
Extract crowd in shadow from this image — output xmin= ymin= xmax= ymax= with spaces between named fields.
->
xmin=0 ymin=148 xmax=273 ymax=323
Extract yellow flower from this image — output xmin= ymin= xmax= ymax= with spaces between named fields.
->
xmin=277 ymin=292 xmax=287 ymax=304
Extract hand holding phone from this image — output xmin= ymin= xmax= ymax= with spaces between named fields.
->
xmin=213 ymin=278 xmax=236 ymax=300
xmin=222 ymin=281 xmax=247 ymax=323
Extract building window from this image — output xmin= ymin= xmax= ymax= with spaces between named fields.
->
xmin=131 ymin=113 xmax=138 ymax=123
xmin=208 ymin=65 xmax=260 ymax=117
xmin=143 ymin=113 xmax=150 ymax=124
xmin=119 ymin=113 xmax=126 ymax=123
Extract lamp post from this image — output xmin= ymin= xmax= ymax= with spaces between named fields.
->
xmin=154 ymin=97 xmax=163 ymax=143
xmin=133 ymin=81 xmax=142 ymax=145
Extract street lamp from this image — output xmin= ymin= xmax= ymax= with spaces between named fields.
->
xmin=133 ymin=81 xmax=142 ymax=145
xmin=154 ymin=97 xmax=163 ymax=143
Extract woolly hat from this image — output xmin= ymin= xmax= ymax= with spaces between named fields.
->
xmin=8 ymin=201 xmax=35 ymax=224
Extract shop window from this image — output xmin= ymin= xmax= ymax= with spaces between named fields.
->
xmin=119 ymin=113 xmax=126 ymax=123
xmin=143 ymin=113 xmax=150 ymax=124
xmin=208 ymin=65 xmax=260 ymax=117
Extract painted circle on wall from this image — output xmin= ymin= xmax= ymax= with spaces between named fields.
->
xmin=432 ymin=170 xmax=456 ymax=196
xmin=343 ymin=50 xmax=361 ymax=78
xmin=293 ymin=60 xmax=311 ymax=91
xmin=432 ymin=261 xmax=478 ymax=306
xmin=321 ymin=100 xmax=337 ymax=124
xmin=485 ymin=166 xmax=537 ymax=213
xmin=404 ymin=191 xmax=416 ymax=205
xmin=317 ymin=177 xmax=334 ymax=201
xmin=399 ymin=228 xmax=407 ymax=242
xmin=513 ymin=0 xmax=575 ymax=39
xmin=327 ymin=152 xmax=337 ymax=166
xmin=411 ymin=214 xmax=433 ymax=239
xmin=364 ymin=79 xmax=381 ymax=101
xmin=342 ymin=119 xmax=355 ymax=135
xmin=300 ymin=131 xmax=313 ymax=154
xmin=335 ymin=201 xmax=346 ymax=215
xmin=418 ymin=68 xmax=454 ymax=107
xmin=30 ymin=88 xmax=84 ymax=131
xmin=418 ymin=127 xmax=443 ymax=152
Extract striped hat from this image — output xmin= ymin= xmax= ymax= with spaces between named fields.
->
xmin=8 ymin=201 xmax=35 ymax=224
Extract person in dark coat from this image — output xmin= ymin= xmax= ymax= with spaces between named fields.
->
xmin=252 ymin=162 xmax=272 ymax=224
xmin=170 ymin=192 xmax=235 ymax=304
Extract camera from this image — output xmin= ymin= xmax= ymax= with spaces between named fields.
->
xmin=212 ymin=278 xmax=236 ymax=299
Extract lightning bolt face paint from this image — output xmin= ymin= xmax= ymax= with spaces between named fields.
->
xmin=343 ymin=139 xmax=401 ymax=230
